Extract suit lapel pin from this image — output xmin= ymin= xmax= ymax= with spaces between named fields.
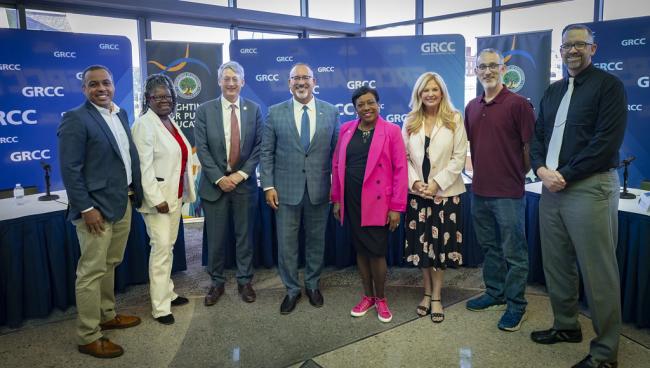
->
xmin=243 ymin=106 xmax=247 ymax=111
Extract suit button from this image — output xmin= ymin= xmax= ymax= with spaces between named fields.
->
xmin=378 ymin=164 xmax=382 ymax=167
xmin=302 ymin=169 xmax=305 ymax=173
xmin=377 ymin=195 xmax=381 ymax=200
xmin=376 ymin=180 xmax=380 ymax=184
xmin=305 ymin=154 xmax=308 ymax=158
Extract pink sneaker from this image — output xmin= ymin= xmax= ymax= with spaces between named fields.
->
xmin=375 ymin=298 xmax=393 ymax=322
xmin=350 ymin=296 xmax=375 ymax=317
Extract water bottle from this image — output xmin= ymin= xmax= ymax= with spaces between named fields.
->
xmin=14 ymin=183 xmax=25 ymax=205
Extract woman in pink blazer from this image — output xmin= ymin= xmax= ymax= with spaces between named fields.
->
xmin=331 ymin=86 xmax=408 ymax=323
xmin=402 ymin=72 xmax=468 ymax=323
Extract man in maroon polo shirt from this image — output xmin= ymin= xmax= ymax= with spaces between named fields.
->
xmin=463 ymin=48 xmax=535 ymax=332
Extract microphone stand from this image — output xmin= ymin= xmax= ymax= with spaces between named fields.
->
xmin=38 ymin=165 xmax=59 ymax=201
xmin=620 ymin=160 xmax=636 ymax=199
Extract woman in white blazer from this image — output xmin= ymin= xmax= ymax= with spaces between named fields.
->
xmin=402 ymin=72 xmax=468 ymax=323
xmin=132 ymin=74 xmax=196 ymax=325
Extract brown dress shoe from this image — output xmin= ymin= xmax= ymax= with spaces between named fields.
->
xmin=204 ymin=285 xmax=225 ymax=306
xmin=238 ymin=283 xmax=256 ymax=303
xmin=78 ymin=337 xmax=124 ymax=358
xmin=99 ymin=314 xmax=141 ymax=330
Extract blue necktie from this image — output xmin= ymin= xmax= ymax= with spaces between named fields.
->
xmin=301 ymin=105 xmax=310 ymax=152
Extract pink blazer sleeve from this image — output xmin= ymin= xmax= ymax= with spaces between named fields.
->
xmin=330 ymin=127 xmax=344 ymax=204
xmin=388 ymin=124 xmax=408 ymax=213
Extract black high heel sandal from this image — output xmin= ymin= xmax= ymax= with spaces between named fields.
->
xmin=416 ymin=294 xmax=431 ymax=317
xmin=431 ymin=299 xmax=445 ymax=323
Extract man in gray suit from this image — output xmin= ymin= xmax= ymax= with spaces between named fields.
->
xmin=260 ymin=63 xmax=340 ymax=314
xmin=195 ymin=61 xmax=263 ymax=306
xmin=58 ymin=65 xmax=144 ymax=358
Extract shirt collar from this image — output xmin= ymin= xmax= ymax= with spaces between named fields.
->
xmin=480 ymin=84 xmax=511 ymax=105
xmin=90 ymin=101 xmax=120 ymax=114
xmin=221 ymin=95 xmax=240 ymax=109
xmin=293 ymin=97 xmax=316 ymax=112
xmin=568 ymin=63 xmax=596 ymax=86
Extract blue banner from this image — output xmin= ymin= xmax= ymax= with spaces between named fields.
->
xmin=0 ymin=29 xmax=133 ymax=192
xmin=231 ymin=35 xmax=465 ymax=126
xmin=476 ymin=30 xmax=552 ymax=114
xmin=580 ymin=17 xmax=650 ymax=187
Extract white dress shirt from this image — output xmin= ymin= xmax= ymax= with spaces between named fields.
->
xmin=293 ymin=97 xmax=316 ymax=143
xmin=216 ymin=95 xmax=248 ymax=184
xmin=90 ymin=102 xmax=132 ymax=185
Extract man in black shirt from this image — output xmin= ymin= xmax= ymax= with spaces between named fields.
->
xmin=530 ymin=24 xmax=626 ymax=368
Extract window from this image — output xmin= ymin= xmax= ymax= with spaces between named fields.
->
xmin=237 ymin=30 xmax=298 ymax=39
xmin=150 ymin=22 xmax=231 ymax=62
xmin=25 ymin=9 xmax=141 ymax=110
xmin=366 ymin=25 xmax=415 ymax=37
xmin=604 ymin=0 xmax=650 ymax=20
xmin=500 ymin=0 xmax=594 ymax=81
xmin=1 ymin=7 xmax=18 ymax=28
xmin=180 ymin=0 xmax=228 ymax=5
xmin=424 ymin=0 xmax=491 ymax=17
xmin=366 ymin=0 xmax=415 ymax=27
xmin=424 ymin=13 xmax=491 ymax=104
xmin=309 ymin=0 xmax=355 ymax=23
xmin=237 ymin=0 xmax=300 ymax=16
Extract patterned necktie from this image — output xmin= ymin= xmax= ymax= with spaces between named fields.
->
xmin=301 ymin=105 xmax=310 ymax=152
xmin=229 ymin=104 xmax=240 ymax=168
xmin=545 ymin=77 xmax=574 ymax=170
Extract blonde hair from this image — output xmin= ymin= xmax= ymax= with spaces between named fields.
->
xmin=405 ymin=72 xmax=460 ymax=135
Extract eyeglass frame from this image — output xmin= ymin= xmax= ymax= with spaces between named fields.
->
xmin=290 ymin=75 xmax=313 ymax=81
xmin=475 ymin=63 xmax=503 ymax=72
xmin=560 ymin=41 xmax=593 ymax=51
xmin=148 ymin=94 xmax=173 ymax=102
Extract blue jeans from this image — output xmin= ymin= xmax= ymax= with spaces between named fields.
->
xmin=471 ymin=194 xmax=528 ymax=313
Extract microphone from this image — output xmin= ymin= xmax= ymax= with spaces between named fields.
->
xmin=622 ymin=156 xmax=636 ymax=165
xmin=38 ymin=160 xmax=59 ymax=201
xmin=40 ymin=161 xmax=51 ymax=170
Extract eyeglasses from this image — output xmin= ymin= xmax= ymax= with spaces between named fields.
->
xmin=560 ymin=42 xmax=593 ymax=51
xmin=149 ymin=95 xmax=173 ymax=102
xmin=290 ymin=75 xmax=312 ymax=81
xmin=476 ymin=63 xmax=502 ymax=72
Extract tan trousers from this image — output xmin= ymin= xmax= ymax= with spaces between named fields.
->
xmin=142 ymin=205 xmax=182 ymax=318
xmin=74 ymin=200 xmax=132 ymax=345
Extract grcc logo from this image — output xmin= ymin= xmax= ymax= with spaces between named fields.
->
xmin=638 ymin=76 xmax=650 ymax=88
xmin=317 ymin=66 xmax=335 ymax=73
xmin=276 ymin=56 xmax=294 ymax=62
xmin=0 ymin=136 xmax=19 ymax=144
xmin=386 ymin=114 xmax=409 ymax=123
xmin=99 ymin=43 xmax=119 ymax=50
xmin=347 ymin=80 xmax=376 ymax=89
xmin=255 ymin=74 xmax=279 ymax=82
xmin=0 ymin=110 xmax=37 ymax=125
xmin=594 ymin=62 xmax=623 ymax=71
xmin=621 ymin=38 xmax=646 ymax=46
xmin=628 ymin=104 xmax=643 ymax=111
xmin=53 ymin=51 xmax=76 ymax=58
xmin=10 ymin=149 xmax=51 ymax=162
xmin=22 ymin=86 xmax=64 ymax=97
xmin=421 ymin=42 xmax=456 ymax=53
xmin=240 ymin=48 xmax=258 ymax=54
xmin=0 ymin=63 xmax=21 ymax=71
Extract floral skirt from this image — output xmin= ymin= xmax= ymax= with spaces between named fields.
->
xmin=404 ymin=193 xmax=463 ymax=269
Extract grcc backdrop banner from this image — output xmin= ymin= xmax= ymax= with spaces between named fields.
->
xmin=583 ymin=16 xmax=650 ymax=187
xmin=0 ymin=29 xmax=133 ymax=193
xmin=231 ymin=35 xmax=466 ymax=127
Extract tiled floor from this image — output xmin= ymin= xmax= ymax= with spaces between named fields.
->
xmin=1 ymin=223 xmax=648 ymax=367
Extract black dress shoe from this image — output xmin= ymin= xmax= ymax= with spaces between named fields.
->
xmin=171 ymin=296 xmax=189 ymax=306
xmin=155 ymin=314 xmax=175 ymax=325
xmin=572 ymin=355 xmax=618 ymax=368
xmin=305 ymin=289 xmax=324 ymax=307
xmin=280 ymin=293 xmax=301 ymax=314
xmin=531 ymin=328 xmax=583 ymax=344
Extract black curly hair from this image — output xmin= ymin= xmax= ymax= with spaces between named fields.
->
xmin=141 ymin=73 xmax=177 ymax=116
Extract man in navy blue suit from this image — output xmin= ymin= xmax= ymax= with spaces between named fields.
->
xmin=58 ymin=65 xmax=144 ymax=359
